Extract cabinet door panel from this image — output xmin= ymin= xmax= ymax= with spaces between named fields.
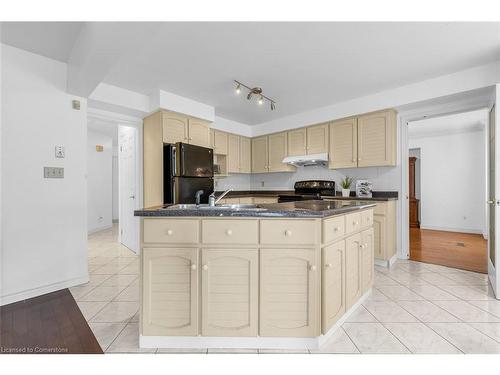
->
xmin=251 ymin=136 xmax=268 ymax=173
xmin=201 ymin=249 xmax=258 ymax=336
xmin=329 ymin=118 xmax=357 ymax=169
xmin=357 ymin=110 xmax=396 ymax=167
xmin=373 ymin=215 xmax=385 ymax=260
xmin=287 ymin=128 xmax=307 ymax=156
xmin=322 ymin=240 xmax=346 ymax=333
xmin=361 ymin=228 xmax=374 ymax=293
xmin=307 ymin=123 xmax=329 ymax=154
xmin=268 ymin=132 xmax=294 ymax=172
xmin=239 ymin=137 xmax=251 ymax=173
xmin=260 ymin=248 xmax=319 ymax=337
xmin=188 ymin=118 xmax=211 ymax=148
xmin=345 ymin=234 xmax=362 ymax=309
xmin=142 ymin=248 xmax=198 ymax=336
xmin=213 ymin=130 xmax=228 ymax=155
xmin=227 ymin=134 xmax=240 ymax=173
xmin=162 ymin=112 xmax=188 ymax=144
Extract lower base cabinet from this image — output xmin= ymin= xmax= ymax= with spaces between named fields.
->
xmin=142 ymin=247 xmax=199 ymax=336
xmin=361 ymin=228 xmax=374 ymax=293
xmin=321 ymin=240 xmax=346 ymax=333
xmin=345 ymin=233 xmax=362 ymax=310
xmin=201 ymin=248 xmax=258 ymax=336
xmin=260 ymin=248 xmax=319 ymax=337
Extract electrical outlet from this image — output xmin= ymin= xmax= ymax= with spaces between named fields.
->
xmin=55 ymin=145 xmax=65 ymax=158
xmin=261 ymin=181 xmax=265 ymax=187
xmin=44 ymin=167 xmax=64 ymax=179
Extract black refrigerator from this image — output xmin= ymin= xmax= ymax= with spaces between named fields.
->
xmin=163 ymin=142 xmax=214 ymax=204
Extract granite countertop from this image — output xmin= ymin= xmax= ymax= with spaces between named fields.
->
xmin=134 ymin=200 xmax=376 ymax=218
xmin=216 ymin=190 xmax=398 ymax=201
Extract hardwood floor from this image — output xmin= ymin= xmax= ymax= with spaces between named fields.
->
xmin=0 ymin=289 xmax=103 ymax=354
xmin=410 ymin=228 xmax=488 ymax=274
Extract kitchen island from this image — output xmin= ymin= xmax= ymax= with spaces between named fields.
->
xmin=134 ymin=200 xmax=375 ymax=350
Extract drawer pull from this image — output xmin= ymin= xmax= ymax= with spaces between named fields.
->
xmin=191 ymin=264 xmax=197 ymax=271
xmin=202 ymin=264 xmax=208 ymax=271
xmin=309 ymin=265 xmax=317 ymax=271
xmin=353 ymin=221 xmax=359 ymax=226
xmin=284 ymin=230 xmax=292 ymax=237
xmin=333 ymin=227 xmax=339 ymax=232
xmin=166 ymin=229 xmax=173 ymax=235
xmin=225 ymin=229 xmax=233 ymax=236
xmin=325 ymin=263 xmax=333 ymax=268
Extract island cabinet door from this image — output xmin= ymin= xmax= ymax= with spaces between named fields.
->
xmin=361 ymin=228 xmax=375 ymax=293
xmin=345 ymin=233 xmax=362 ymax=310
xmin=322 ymin=240 xmax=346 ymax=334
xmin=260 ymin=248 xmax=319 ymax=337
xmin=201 ymin=249 xmax=258 ymax=336
xmin=373 ymin=214 xmax=386 ymax=260
xmin=142 ymin=248 xmax=199 ymax=336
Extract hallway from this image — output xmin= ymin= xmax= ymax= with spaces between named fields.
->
xmin=410 ymin=228 xmax=488 ymax=274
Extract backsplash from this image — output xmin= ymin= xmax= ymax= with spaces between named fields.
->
xmin=215 ymin=165 xmax=400 ymax=192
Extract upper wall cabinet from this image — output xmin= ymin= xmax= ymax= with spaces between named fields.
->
xmin=239 ymin=137 xmax=252 ymax=173
xmin=329 ymin=110 xmax=396 ymax=169
xmin=251 ymin=136 xmax=269 ymax=173
xmin=268 ymin=132 xmax=295 ymax=173
xmin=188 ymin=118 xmax=211 ymax=148
xmin=212 ymin=130 xmax=228 ymax=155
xmin=227 ymin=134 xmax=241 ymax=174
xmin=160 ymin=110 xmax=211 ymax=148
xmin=329 ymin=118 xmax=358 ymax=169
xmin=357 ymin=110 xmax=396 ymax=167
xmin=306 ymin=123 xmax=329 ymax=154
xmin=287 ymin=128 xmax=307 ymax=156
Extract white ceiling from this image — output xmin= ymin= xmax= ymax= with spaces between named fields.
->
xmin=2 ymin=22 xmax=500 ymax=125
xmin=408 ymin=108 xmax=489 ymax=138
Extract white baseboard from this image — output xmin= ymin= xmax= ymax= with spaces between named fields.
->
xmin=88 ymin=224 xmax=113 ymax=235
xmin=140 ymin=288 xmax=372 ymax=350
xmin=374 ymin=254 xmax=398 ymax=268
xmin=0 ymin=275 xmax=89 ymax=306
xmin=420 ymin=225 xmax=483 ymax=235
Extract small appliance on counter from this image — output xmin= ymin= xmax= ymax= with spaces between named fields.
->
xmin=355 ymin=180 xmax=373 ymax=198
xmin=278 ymin=180 xmax=336 ymax=203
xmin=163 ymin=142 xmax=214 ymax=204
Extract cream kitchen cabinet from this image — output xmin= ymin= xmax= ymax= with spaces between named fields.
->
xmin=162 ymin=112 xmax=189 ymax=144
xmin=329 ymin=117 xmax=358 ymax=169
xmin=361 ymin=228 xmax=374 ymax=293
xmin=357 ymin=110 xmax=396 ymax=167
xmin=306 ymin=123 xmax=329 ymax=154
xmin=322 ymin=240 xmax=346 ymax=333
xmin=372 ymin=201 xmax=397 ymax=263
xmin=267 ymin=132 xmax=295 ymax=172
xmin=287 ymin=128 xmax=307 ymax=156
xmin=212 ymin=129 xmax=228 ymax=155
xmin=188 ymin=118 xmax=211 ymax=148
xmin=260 ymin=248 xmax=319 ymax=337
xmin=251 ymin=136 xmax=269 ymax=173
xmin=329 ymin=110 xmax=396 ymax=169
xmin=227 ymin=134 xmax=240 ymax=173
xmin=201 ymin=248 xmax=258 ymax=336
xmin=345 ymin=233 xmax=362 ymax=310
xmin=239 ymin=136 xmax=252 ymax=173
xmin=142 ymin=247 xmax=199 ymax=336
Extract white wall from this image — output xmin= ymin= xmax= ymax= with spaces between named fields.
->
xmin=112 ymin=148 xmax=119 ymax=221
xmin=1 ymin=45 xmax=88 ymax=305
xmin=409 ymin=130 xmax=486 ymax=234
xmin=87 ymin=130 xmax=113 ymax=233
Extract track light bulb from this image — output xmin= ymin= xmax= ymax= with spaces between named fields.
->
xmin=270 ymin=102 xmax=276 ymax=111
xmin=258 ymin=96 xmax=264 ymax=105
xmin=235 ymin=83 xmax=241 ymax=94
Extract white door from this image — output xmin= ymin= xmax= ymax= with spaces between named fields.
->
xmin=119 ymin=125 xmax=139 ymax=254
xmin=488 ymin=102 xmax=499 ymax=298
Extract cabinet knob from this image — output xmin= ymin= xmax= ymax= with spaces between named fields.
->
xmin=358 ymin=158 xmax=362 ymax=161
xmin=310 ymin=265 xmax=317 ymax=271
xmin=284 ymin=230 xmax=292 ymax=237
xmin=353 ymin=221 xmax=358 ymax=226
xmin=352 ymin=158 xmax=356 ymax=162
xmin=325 ymin=263 xmax=333 ymax=268
xmin=202 ymin=264 xmax=208 ymax=271
xmin=191 ymin=264 xmax=197 ymax=270
xmin=333 ymin=227 xmax=339 ymax=232
xmin=225 ymin=229 xmax=233 ymax=236
xmin=166 ymin=229 xmax=173 ymax=235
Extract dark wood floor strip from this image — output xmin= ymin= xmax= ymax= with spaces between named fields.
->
xmin=0 ymin=289 xmax=103 ymax=354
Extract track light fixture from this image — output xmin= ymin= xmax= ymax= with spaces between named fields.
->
xmin=234 ymin=80 xmax=276 ymax=111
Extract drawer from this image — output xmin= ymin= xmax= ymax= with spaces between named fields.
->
xmin=239 ymin=197 xmax=254 ymax=204
xmin=143 ymin=219 xmax=199 ymax=244
xmin=202 ymin=219 xmax=258 ymax=244
xmin=260 ymin=219 xmax=318 ymax=245
xmin=345 ymin=212 xmax=361 ymax=235
xmin=322 ymin=215 xmax=345 ymax=244
xmin=361 ymin=209 xmax=374 ymax=228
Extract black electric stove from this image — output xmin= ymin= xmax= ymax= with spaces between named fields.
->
xmin=278 ymin=180 xmax=336 ymax=203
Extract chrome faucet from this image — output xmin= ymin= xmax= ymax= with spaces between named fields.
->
xmin=209 ymin=188 xmax=233 ymax=206
xmin=195 ymin=190 xmax=204 ymax=206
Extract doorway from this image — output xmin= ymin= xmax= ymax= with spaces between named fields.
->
xmin=407 ymin=109 xmax=489 ymax=273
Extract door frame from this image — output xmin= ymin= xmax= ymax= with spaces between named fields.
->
xmin=87 ymin=108 xmax=143 ymax=252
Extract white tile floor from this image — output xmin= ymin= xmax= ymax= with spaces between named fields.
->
xmin=73 ymin=225 xmax=500 ymax=354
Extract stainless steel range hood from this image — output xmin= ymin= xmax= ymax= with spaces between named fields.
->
xmin=282 ymin=153 xmax=329 ymax=167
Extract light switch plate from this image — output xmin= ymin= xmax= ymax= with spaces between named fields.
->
xmin=44 ymin=167 xmax=64 ymax=179
xmin=55 ymin=146 xmax=65 ymax=158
